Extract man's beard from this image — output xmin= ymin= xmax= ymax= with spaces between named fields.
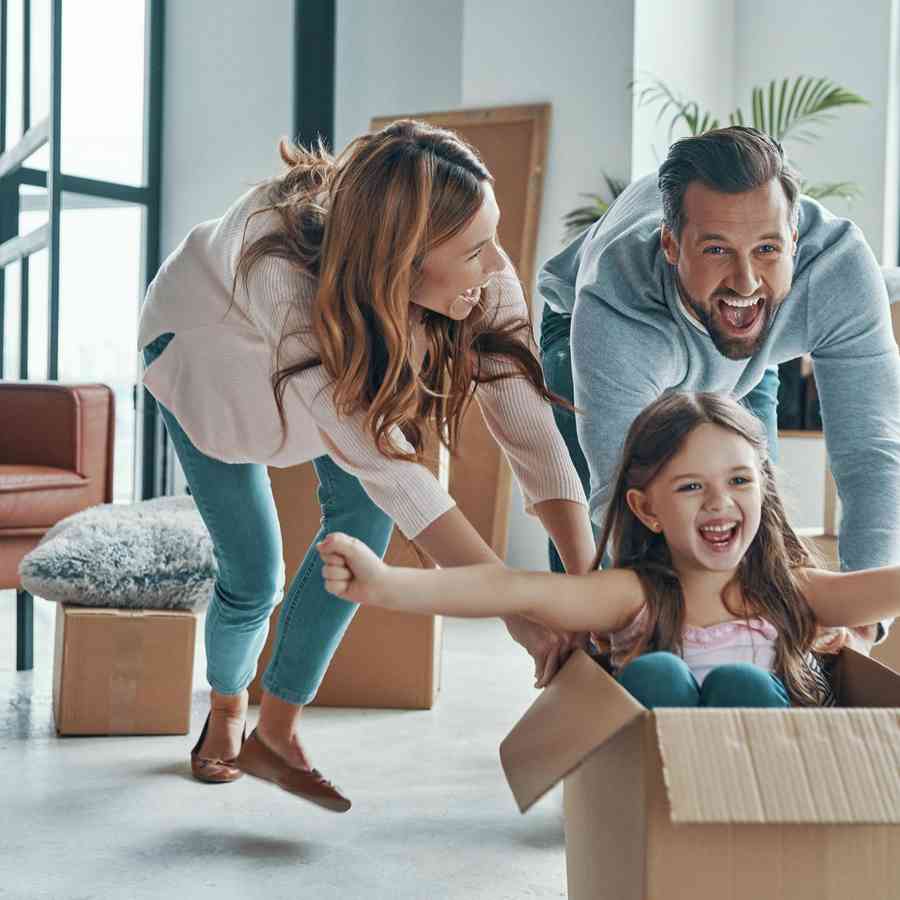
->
xmin=676 ymin=273 xmax=777 ymax=360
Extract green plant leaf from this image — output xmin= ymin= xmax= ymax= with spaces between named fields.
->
xmin=801 ymin=180 xmax=863 ymax=202
xmin=633 ymin=77 xmax=717 ymax=139
xmin=765 ymin=76 xmax=867 ymax=142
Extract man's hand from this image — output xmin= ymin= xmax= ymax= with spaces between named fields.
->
xmin=847 ymin=624 xmax=879 ymax=655
xmin=503 ymin=614 xmax=581 ymax=688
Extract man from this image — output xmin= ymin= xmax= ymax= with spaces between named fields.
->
xmin=539 ymin=126 xmax=900 ymax=647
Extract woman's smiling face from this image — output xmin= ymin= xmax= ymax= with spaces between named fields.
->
xmin=627 ymin=422 xmax=764 ymax=575
xmin=412 ymin=182 xmax=506 ymax=321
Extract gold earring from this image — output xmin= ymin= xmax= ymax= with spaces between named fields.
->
xmin=650 ymin=521 xmax=660 ymax=532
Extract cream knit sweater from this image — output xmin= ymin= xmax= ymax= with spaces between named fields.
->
xmin=138 ymin=183 xmax=585 ymax=539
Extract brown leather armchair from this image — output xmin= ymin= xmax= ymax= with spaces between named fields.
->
xmin=0 ymin=383 xmax=115 ymax=670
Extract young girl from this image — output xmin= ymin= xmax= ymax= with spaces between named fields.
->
xmin=139 ymin=120 xmax=593 ymax=808
xmin=318 ymin=391 xmax=899 ymax=709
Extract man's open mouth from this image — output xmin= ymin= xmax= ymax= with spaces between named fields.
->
xmin=717 ymin=296 xmax=765 ymax=333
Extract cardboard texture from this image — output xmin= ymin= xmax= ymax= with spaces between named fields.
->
xmin=248 ymin=455 xmax=444 ymax=710
xmin=501 ymin=649 xmax=900 ymax=900
xmin=53 ymin=604 xmax=196 ymax=735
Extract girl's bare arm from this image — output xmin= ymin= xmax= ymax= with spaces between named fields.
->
xmin=318 ymin=532 xmax=644 ymax=633
xmin=799 ymin=566 xmax=900 ymax=628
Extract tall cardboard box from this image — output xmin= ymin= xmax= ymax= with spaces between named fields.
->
xmin=501 ymin=649 xmax=900 ymax=900
xmin=248 ymin=458 xmax=443 ymax=709
xmin=53 ymin=605 xmax=196 ymax=735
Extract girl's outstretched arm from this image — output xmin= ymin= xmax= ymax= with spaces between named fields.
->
xmin=317 ymin=532 xmax=644 ymax=633
xmin=799 ymin=566 xmax=900 ymax=627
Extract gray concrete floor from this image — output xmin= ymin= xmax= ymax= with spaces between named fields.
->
xmin=1 ymin=590 xmax=566 ymax=900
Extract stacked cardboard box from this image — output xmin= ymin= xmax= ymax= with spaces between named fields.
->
xmin=501 ymin=648 xmax=900 ymax=900
xmin=53 ymin=605 xmax=196 ymax=735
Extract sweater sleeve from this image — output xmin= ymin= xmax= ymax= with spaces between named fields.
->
xmin=570 ymin=285 xmax=681 ymax=528
xmin=807 ymin=225 xmax=900 ymax=575
xmin=473 ymin=266 xmax=587 ymax=514
xmin=240 ymin=253 xmax=456 ymax=540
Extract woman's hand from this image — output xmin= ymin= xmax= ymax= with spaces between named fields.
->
xmin=318 ymin=533 xmax=392 ymax=607
xmin=502 ymin=614 xmax=581 ymax=688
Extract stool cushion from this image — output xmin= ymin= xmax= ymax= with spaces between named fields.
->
xmin=19 ymin=496 xmax=215 ymax=610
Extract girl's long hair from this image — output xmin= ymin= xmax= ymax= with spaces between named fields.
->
xmin=594 ymin=392 xmax=825 ymax=707
xmin=234 ymin=119 xmax=565 ymax=461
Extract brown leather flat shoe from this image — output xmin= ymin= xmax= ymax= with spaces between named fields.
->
xmin=236 ymin=729 xmax=352 ymax=813
xmin=190 ymin=711 xmax=247 ymax=784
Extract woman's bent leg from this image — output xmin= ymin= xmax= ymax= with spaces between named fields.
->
xmin=144 ymin=335 xmax=284 ymax=696
xmin=262 ymin=454 xmax=394 ymax=704
xmin=616 ymin=652 xmax=701 ymax=708
xmin=699 ymin=664 xmax=791 ymax=708
xmin=155 ymin=403 xmax=284 ymax=695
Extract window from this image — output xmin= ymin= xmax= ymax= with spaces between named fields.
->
xmin=0 ymin=0 xmax=162 ymax=502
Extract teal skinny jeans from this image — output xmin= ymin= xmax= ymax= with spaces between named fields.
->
xmin=143 ymin=333 xmax=395 ymax=704
xmin=616 ymin=651 xmax=790 ymax=708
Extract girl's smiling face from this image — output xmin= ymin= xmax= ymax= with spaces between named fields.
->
xmin=626 ymin=423 xmax=763 ymax=574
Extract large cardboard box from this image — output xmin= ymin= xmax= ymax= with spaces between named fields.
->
xmin=501 ymin=649 xmax=900 ymax=900
xmin=248 ymin=460 xmax=443 ymax=709
xmin=53 ymin=605 xmax=196 ymax=735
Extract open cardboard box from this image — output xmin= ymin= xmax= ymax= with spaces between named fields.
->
xmin=500 ymin=648 xmax=900 ymax=900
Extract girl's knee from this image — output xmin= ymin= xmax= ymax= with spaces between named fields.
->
xmin=700 ymin=664 xmax=789 ymax=708
xmin=617 ymin=652 xmax=699 ymax=708
xmin=620 ymin=651 xmax=692 ymax=681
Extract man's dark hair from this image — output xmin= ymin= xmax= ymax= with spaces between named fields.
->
xmin=658 ymin=126 xmax=800 ymax=237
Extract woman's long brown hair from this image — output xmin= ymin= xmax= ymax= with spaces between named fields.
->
xmin=234 ymin=119 xmax=565 ymax=462
xmin=594 ymin=392 xmax=826 ymax=707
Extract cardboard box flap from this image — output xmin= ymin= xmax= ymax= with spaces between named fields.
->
xmin=500 ymin=650 xmax=645 ymax=813
xmin=655 ymin=708 xmax=900 ymax=823
xmin=833 ymin=647 xmax=900 ymax=706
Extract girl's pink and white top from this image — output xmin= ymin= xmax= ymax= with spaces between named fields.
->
xmin=607 ymin=605 xmax=778 ymax=686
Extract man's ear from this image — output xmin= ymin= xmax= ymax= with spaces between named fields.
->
xmin=791 ymin=226 xmax=799 ymax=257
xmin=660 ymin=224 xmax=680 ymax=266
xmin=626 ymin=488 xmax=660 ymax=533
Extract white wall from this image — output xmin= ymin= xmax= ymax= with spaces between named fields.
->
xmin=734 ymin=0 xmax=898 ymax=262
xmin=160 ymin=0 xmax=294 ymax=492
xmin=632 ymin=0 xmax=736 ymax=178
xmin=160 ymin=1 xmax=294 ymax=258
xmin=334 ymin=0 xmax=462 ymax=150
xmin=461 ymin=0 xmax=635 ymax=273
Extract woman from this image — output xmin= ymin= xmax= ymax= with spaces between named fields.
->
xmin=138 ymin=120 xmax=595 ymax=812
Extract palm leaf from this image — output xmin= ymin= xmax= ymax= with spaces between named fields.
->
xmin=561 ymin=177 xmax=629 ymax=241
xmin=801 ymin=180 xmax=863 ymax=202
xmin=756 ymin=76 xmax=867 ymax=143
xmin=633 ymin=77 xmax=718 ymax=139
xmin=562 ymin=194 xmax=610 ymax=241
